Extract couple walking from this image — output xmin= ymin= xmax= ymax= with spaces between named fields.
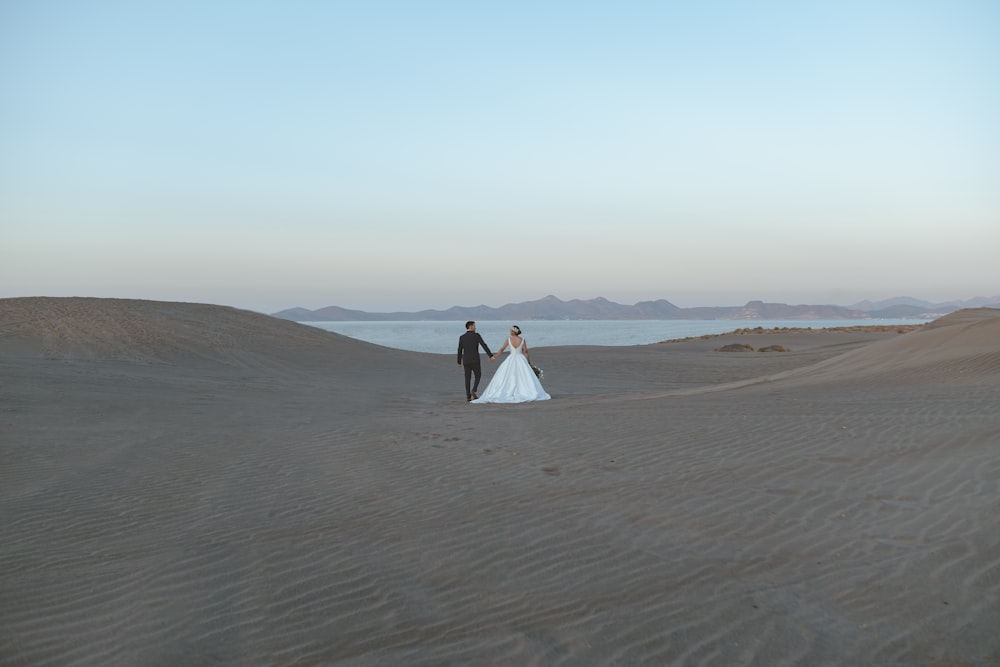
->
xmin=457 ymin=321 xmax=550 ymax=404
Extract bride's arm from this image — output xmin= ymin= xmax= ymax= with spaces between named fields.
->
xmin=522 ymin=340 xmax=531 ymax=364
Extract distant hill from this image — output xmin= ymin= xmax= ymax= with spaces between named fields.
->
xmin=270 ymin=294 xmax=998 ymax=322
xmin=849 ymin=296 xmax=1000 ymax=319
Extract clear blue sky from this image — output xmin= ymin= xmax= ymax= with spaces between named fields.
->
xmin=2 ymin=1 xmax=998 ymax=313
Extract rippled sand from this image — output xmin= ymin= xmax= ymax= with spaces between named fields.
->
xmin=2 ymin=297 xmax=998 ymax=666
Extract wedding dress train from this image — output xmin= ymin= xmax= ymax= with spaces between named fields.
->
xmin=472 ymin=338 xmax=550 ymax=404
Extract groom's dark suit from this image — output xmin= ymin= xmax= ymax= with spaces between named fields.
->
xmin=457 ymin=330 xmax=494 ymax=401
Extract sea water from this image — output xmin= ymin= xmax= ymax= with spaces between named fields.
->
xmin=302 ymin=319 xmax=924 ymax=354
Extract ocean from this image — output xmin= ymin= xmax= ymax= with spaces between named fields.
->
xmin=302 ymin=319 xmax=925 ymax=354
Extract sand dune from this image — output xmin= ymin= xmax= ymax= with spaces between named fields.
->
xmin=0 ymin=296 xmax=405 ymax=366
xmin=766 ymin=307 xmax=1000 ymax=385
xmin=653 ymin=307 xmax=1000 ymax=397
xmin=1 ymin=298 xmax=998 ymax=666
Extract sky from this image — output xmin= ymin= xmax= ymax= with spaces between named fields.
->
xmin=2 ymin=1 xmax=998 ymax=314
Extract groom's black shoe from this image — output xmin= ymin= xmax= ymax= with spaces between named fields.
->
xmin=472 ymin=391 xmax=478 ymax=399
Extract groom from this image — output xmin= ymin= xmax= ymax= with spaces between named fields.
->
xmin=457 ymin=321 xmax=495 ymax=402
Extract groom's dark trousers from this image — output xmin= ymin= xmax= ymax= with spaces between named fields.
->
xmin=458 ymin=331 xmax=494 ymax=400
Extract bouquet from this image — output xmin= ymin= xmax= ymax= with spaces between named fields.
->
xmin=531 ymin=364 xmax=544 ymax=379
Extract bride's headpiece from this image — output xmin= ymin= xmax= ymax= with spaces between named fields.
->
xmin=510 ymin=325 xmax=522 ymax=335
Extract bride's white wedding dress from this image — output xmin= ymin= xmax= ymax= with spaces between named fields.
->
xmin=472 ymin=338 xmax=550 ymax=404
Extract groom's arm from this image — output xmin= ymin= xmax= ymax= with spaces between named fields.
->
xmin=478 ymin=334 xmax=494 ymax=358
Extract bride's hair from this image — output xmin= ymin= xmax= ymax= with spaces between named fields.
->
xmin=510 ymin=325 xmax=522 ymax=335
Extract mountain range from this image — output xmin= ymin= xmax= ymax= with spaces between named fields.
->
xmin=272 ymin=295 xmax=1000 ymax=322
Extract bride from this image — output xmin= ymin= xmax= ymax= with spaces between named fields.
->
xmin=472 ymin=325 xmax=550 ymax=403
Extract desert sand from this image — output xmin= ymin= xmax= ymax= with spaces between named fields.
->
xmin=2 ymin=297 xmax=998 ymax=666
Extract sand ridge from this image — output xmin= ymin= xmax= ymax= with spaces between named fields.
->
xmin=757 ymin=307 xmax=1000 ymax=388
xmin=0 ymin=296 xmax=399 ymax=365
xmin=1 ymin=298 xmax=998 ymax=666
xmin=644 ymin=308 xmax=1000 ymax=397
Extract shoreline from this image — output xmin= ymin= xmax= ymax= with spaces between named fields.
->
xmin=657 ymin=322 xmax=926 ymax=344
